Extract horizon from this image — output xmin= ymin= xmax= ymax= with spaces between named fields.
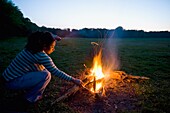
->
xmin=11 ymin=0 xmax=170 ymax=32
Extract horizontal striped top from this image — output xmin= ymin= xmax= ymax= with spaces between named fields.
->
xmin=2 ymin=49 xmax=72 ymax=82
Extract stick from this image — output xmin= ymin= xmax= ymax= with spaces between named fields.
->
xmin=50 ymin=76 xmax=92 ymax=107
xmin=45 ymin=77 xmax=92 ymax=113
xmin=110 ymin=71 xmax=149 ymax=81
xmin=93 ymin=76 xmax=96 ymax=93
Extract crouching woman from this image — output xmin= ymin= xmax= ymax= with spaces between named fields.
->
xmin=1 ymin=31 xmax=83 ymax=104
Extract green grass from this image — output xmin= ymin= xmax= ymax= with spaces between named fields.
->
xmin=118 ymin=38 xmax=170 ymax=113
xmin=0 ymin=37 xmax=170 ymax=113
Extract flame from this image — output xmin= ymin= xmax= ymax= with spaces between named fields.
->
xmin=90 ymin=50 xmax=105 ymax=93
xmin=87 ymin=39 xmax=119 ymax=94
xmin=90 ymin=82 xmax=103 ymax=92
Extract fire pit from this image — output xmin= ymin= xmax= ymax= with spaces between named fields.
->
xmin=60 ymin=70 xmax=149 ymax=113
xmin=47 ymin=42 xmax=149 ymax=113
xmin=80 ymin=49 xmax=149 ymax=97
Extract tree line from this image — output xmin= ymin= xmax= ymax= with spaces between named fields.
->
xmin=0 ymin=0 xmax=170 ymax=39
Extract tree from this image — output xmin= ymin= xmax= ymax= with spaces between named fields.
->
xmin=0 ymin=0 xmax=39 ymax=38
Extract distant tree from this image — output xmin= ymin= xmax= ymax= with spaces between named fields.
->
xmin=0 ymin=0 xmax=23 ymax=37
xmin=114 ymin=26 xmax=124 ymax=38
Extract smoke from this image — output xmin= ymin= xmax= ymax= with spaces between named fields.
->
xmin=102 ymin=31 xmax=120 ymax=75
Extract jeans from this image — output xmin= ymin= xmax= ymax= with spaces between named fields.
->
xmin=5 ymin=69 xmax=51 ymax=103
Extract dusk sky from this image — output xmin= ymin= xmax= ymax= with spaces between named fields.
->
xmin=11 ymin=0 xmax=170 ymax=32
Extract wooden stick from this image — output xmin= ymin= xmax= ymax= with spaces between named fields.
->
xmin=50 ymin=76 xmax=92 ymax=107
xmin=110 ymin=71 xmax=149 ymax=80
xmin=93 ymin=76 xmax=96 ymax=93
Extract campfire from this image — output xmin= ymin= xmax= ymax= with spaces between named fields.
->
xmin=84 ymin=41 xmax=120 ymax=96
xmin=48 ymin=41 xmax=150 ymax=113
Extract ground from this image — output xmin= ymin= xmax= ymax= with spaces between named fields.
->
xmin=65 ymin=80 xmax=140 ymax=113
xmin=0 ymin=71 xmax=148 ymax=113
xmin=46 ymin=71 xmax=149 ymax=113
xmin=0 ymin=37 xmax=170 ymax=113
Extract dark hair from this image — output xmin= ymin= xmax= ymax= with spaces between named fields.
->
xmin=25 ymin=31 xmax=55 ymax=54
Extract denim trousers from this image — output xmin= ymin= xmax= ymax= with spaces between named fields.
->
xmin=5 ymin=69 xmax=51 ymax=103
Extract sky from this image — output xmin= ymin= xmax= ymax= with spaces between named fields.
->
xmin=11 ymin=0 xmax=170 ymax=32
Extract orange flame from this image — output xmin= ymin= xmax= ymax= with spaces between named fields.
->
xmin=90 ymin=50 xmax=105 ymax=93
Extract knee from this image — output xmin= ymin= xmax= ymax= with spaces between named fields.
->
xmin=46 ymin=71 xmax=51 ymax=81
xmin=42 ymin=70 xmax=51 ymax=82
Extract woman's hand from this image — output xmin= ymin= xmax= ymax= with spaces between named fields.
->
xmin=71 ymin=77 xmax=84 ymax=87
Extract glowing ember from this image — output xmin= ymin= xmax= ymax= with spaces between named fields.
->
xmin=90 ymin=50 xmax=105 ymax=93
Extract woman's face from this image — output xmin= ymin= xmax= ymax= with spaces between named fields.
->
xmin=44 ymin=41 xmax=56 ymax=54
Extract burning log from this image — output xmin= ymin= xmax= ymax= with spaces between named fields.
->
xmin=93 ymin=76 xmax=96 ymax=93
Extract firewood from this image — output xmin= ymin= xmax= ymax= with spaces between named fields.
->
xmin=45 ymin=76 xmax=93 ymax=113
xmin=50 ymin=76 xmax=93 ymax=106
xmin=110 ymin=71 xmax=149 ymax=81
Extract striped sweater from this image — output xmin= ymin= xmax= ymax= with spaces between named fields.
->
xmin=2 ymin=49 xmax=72 ymax=82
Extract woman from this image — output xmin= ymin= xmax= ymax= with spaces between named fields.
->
xmin=1 ymin=31 xmax=83 ymax=104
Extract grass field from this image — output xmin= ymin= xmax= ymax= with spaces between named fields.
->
xmin=0 ymin=37 xmax=170 ymax=112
